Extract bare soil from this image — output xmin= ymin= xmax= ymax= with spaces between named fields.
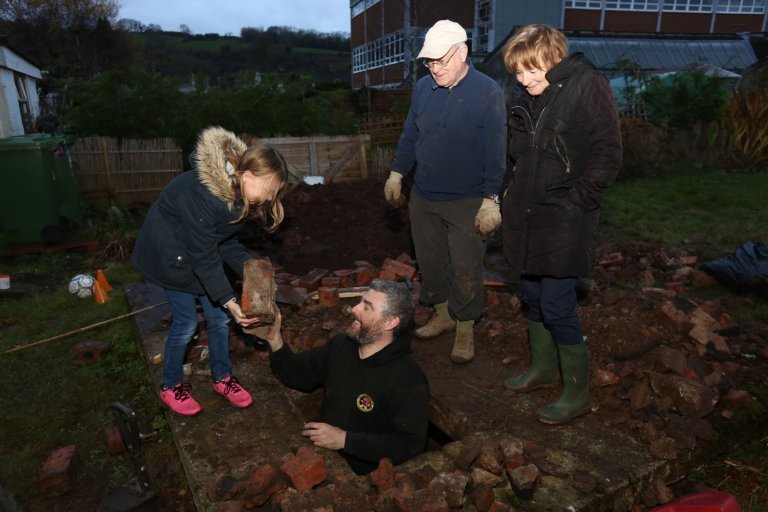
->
xmin=10 ymin=177 xmax=766 ymax=511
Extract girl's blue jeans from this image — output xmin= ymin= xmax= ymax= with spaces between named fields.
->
xmin=161 ymin=289 xmax=231 ymax=389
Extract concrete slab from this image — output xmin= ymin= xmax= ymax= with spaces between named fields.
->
xmin=125 ymin=280 xmax=669 ymax=511
xmin=409 ymin=333 xmax=666 ymax=510
xmin=123 ymin=282 xmax=352 ymax=512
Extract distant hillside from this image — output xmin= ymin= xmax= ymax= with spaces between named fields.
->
xmin=134 ymin=31 xmax=351 ymax=85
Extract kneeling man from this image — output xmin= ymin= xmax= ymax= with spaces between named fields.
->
xmin=258 ymin=279 xmax=430 ymax=475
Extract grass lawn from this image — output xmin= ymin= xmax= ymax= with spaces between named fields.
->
xmin=0 ymin=168 xmax=765 ymax=510
xmin=602 ymin=169 xmax=768 ymax=262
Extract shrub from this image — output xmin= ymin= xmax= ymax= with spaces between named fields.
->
xmin=641 ymin=70 xmax=729 ymax=128
xmin=712 ymin=91 xmax=768 ymax=170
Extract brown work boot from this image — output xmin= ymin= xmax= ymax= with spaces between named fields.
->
xmin=415 ymin=313 xmax=456 ymax=339
xmin=451 ymin=321 xmax=474 ymax=363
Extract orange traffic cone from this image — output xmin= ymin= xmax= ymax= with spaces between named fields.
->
xmin=96 ymin=269 xmax=113 ymax=293
xmin=93 ymin=281 xmax=111 ymax=304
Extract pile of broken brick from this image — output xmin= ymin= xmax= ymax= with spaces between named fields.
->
xmin=209 ymin=434 xmax=546 ymax=512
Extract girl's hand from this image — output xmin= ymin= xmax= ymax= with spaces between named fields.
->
xmin=225 ymin=300 xmax=260 ymax=327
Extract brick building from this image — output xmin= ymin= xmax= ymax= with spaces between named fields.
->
xmin=350 ymin=0 xmax=767 ymax=89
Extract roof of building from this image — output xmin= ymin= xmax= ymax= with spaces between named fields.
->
xmin=567 ymin=35 xmax=757 ymax=72
xmin=481 ymin=32 xmax=758 ymax=101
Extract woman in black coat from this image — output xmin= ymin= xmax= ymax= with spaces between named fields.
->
xmin=133 ymin=126 xmax=288 ymax=416
xmin=501 ymin=25 xmax=623 ymax=424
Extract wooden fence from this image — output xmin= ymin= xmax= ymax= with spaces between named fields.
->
xmin=254 ymin=134 xmax=370 ymax=184
xmin=70 ymin=137 xmax=183 ymax=205
xmin=69 ymin=134 xmax=372 ymax=205
xmin=360 ymin=117 xmax=405 ymax=176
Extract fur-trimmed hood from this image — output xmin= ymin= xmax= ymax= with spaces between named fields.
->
xmin=194 ymin=126 xmax=247 ymax=209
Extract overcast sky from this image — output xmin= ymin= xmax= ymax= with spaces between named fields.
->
xmin=118 ymin=0 xmax=351 ymax=36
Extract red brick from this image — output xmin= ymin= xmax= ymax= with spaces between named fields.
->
xmin=241 ymin=259 xmax=277 ymax=322
xmin=72 ymin=340 xmax=111 ymax=366
xmin=598 ymin=252 xmax=625 ymax=267
xmin=370 ymin=458 xmax=394 ymax=493
xmin=243 ymin=463 xmax=287 ymax=507
xmin=321 ymin=276 xmax=340 ymax=288
xmin=38 ymin=445 xmax=79 ymax=496
xmin=378 ymin=268 xmax=397 ymax=281
xmin=655 ymin=301 xmax=687 ymax=332
xmin=381 ymin=257 xmax=417 ymax=279
xmin=280 ymin=446 xmax=327 ymax=491
xmin=299 ymin=268 xmax=329 ymax=292
xmin=396 ymin=252 xmax=414 ymax=264
xmin=104 ymin=426 xmax=126 ymax=455
xmin=355 ymin=266 xmax=375 ymax=286
xmin=470 ymin=484 xmax=495 ymax=512
xmin=317 ymin=287 xmax=339 ymax=309
xmin=333 ymin=269 xmax=355 ymax=288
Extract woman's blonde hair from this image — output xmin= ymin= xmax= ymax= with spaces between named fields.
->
xmin=502 ymin=24 xmax=568 ymax=74
xmin=224 ymin=144 xmax=288 ymax=232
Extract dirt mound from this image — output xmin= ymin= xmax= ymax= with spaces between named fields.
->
xmin=240 ymin=178 xmax=414 ymax=275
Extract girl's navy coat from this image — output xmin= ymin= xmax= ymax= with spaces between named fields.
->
xmin=132 ymin=127 xmax=253 ymax=306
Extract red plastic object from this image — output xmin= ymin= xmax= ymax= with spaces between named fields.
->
xmin=650 ymin=491 xmax=741 ymax=512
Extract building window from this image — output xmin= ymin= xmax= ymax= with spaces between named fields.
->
xmin=567 ymin=0 xmax=764 ymax=11
xmin=662 ymin=0 xmax=714 ymax=11
xmin=351 ymin=0 xmax=381 ymax=18
xmin=352 ymin=32 xmax=405 ymax=73
xmin=14 ymin=73 xmax=33 ymax=133
xmin=605 ymin=0 xmax=661 ymax=10
xmin=715 ymin=0 xmax=765 ymax=13
xmin=564 ymin=0 xmax=603 ymax=8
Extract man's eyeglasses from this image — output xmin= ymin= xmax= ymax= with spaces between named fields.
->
xmin=422 ymin=46 xmax=459 ymax=70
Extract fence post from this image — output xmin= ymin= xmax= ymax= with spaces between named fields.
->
xmin=359 ymin=135 xmax=368 ymax=179
xmin=101 ymin=137 xmax=113 ymax=206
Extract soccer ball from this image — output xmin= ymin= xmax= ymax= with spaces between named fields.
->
xmin=68 ymin=274 xmax=95 ymax=298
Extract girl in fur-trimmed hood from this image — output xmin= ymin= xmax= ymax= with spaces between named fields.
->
xmin=133 ymin=126 xmax=288 ymax=416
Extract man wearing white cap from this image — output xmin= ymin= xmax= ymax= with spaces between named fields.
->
xmin=384 ymin=20 xmax=506 ymax=364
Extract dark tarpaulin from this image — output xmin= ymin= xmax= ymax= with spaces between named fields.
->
xmin=700 ymin=241 xmax=768 ymax=296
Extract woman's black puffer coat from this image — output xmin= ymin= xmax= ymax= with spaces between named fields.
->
xmin=502 ymin=52 xmax=623 ymax=278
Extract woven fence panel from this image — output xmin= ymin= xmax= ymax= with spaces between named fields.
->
xmin=70 ymin=137 xmax=183 ymax=205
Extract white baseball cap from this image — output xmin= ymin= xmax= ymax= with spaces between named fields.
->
xmin=417 ymin=20 xmax=467 ymax=60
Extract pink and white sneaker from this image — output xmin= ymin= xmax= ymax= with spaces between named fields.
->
xmin=160 ymin=384 xmax=201 ymax=416
xmin=212 ymin=375 xmax=253 ymax=408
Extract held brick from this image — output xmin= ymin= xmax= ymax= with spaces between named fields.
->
xmin=242 ymin=259 xmax=277 ymax=323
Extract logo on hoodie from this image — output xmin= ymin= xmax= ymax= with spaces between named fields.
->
xmin=356 ymin=393 xmax=374 ymax=412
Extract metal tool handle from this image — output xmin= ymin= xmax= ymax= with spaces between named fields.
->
xmin=111 ymin=402 xmax=152 ymax=494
